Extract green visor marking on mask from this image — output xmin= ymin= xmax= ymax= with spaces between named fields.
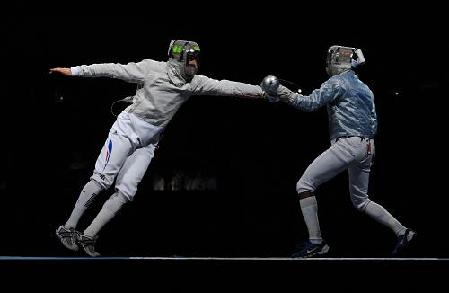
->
xmin=172 ymin=45 xmax=184 ymax=55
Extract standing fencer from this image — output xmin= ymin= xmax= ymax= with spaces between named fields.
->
xmin=51 ymin=40 xmax=265 ymax=256
xmin=261 ymin=46 xmax=416 ymax=257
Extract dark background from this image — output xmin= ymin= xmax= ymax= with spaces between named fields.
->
xmin=1 ymin=5 xmax=447 ymax=258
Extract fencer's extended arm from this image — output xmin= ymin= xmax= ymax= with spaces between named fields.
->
xmin=71 ymin=59 xmax=159 ymax=83
xmin=190 ymin=75 xmax=264 ymax=99
xmin=278 ymin=78 xmax=345 ymax=112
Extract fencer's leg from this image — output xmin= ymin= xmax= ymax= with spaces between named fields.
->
xmin=64 ymin=132 xmax=133 ymax=229
xmin=83 ymin=144 xmax=155 ymax=237
xmin=74 ymin=191 xmax=127 ymax=257
xmin=114 ymin=144 xmax=155 ymax=201
xmin=348 ymin=160 xmax=416 ymax=255
xmin=57 ymin=132 xmax=133 ymax=253
xmin=83 ymin=191 xmax=129 ymax=238
xmin=348 ymin=160 xmax=407 ymax=237
xmin=296 ymin=142 xmax=354 ymax=244
xmin=298 ymin=191 xmax=322 ymax=244
xmin=64 ymin=180 xmax=103 ymax=229
xmin=78 ymin=145 xmax=154 ymax=257
xmin=90 ymin=132 xmax=135 ymax=190
xmin=362 ymin=201 xmax=406 ymax=235
xmin=292 ymin=189 xmax=330 ymax=257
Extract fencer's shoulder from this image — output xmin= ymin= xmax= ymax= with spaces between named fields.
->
xmin=323 ymin=75 xmax=345 ymax=89
xmin=141 ymin=58 xmax=162 ymax=63
xmin=140 ymin=59 xmax=165 ymax=68
xmin=329 ymin=74 xmax=345 ymax=83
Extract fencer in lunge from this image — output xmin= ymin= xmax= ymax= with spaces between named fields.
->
xmin=51 ymin=40 xmax=266 ymax=256
xmin=261 ymin=45 xmax=416 ymax=257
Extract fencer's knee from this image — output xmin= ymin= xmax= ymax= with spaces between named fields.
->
xmin=89 ymin=179 xmax=104 ymax=191
xmin=111 ymin=191 xmax=129 ymax=205
xmin=351 ymin=197 xmax=371 ymax=212
xmin=115 ymin=178 xmax=139 ymax=201
xmin=296 ymin=177 xmax=315 ymax=195
xmin=91 ymin=173 xmax=114 ymax=190
xmin=114 ymin=187 xmax=134 ymax=202
xmin=75 ymin=180 xmax=105 ymax=209
xmin=102 ymin=191 xmax=129 ymax=215
xmin=298 ymin=191 xmax=315 ymax=200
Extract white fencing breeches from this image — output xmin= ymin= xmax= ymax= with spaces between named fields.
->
xmin=90 ymin=111 xmax=159 ymax=201
xmin=296 ymin=137 xmax=375 ymax=210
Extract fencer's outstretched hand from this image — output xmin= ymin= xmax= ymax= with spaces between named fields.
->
xmin=49 ymin=67 xmax=72 ymax=76
xmin=276 ymin=84 xmax=297 ymax=104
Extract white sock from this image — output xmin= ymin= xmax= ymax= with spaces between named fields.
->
xmin=300 ymin=196 xmax=322 ymax=244
xmin=83 ymin=192 xmax=128 ymax=237
xmin=363 ymin=201 xmax=406 ymax=236
xmin=65 ymin=180 xmax=102 ymax=229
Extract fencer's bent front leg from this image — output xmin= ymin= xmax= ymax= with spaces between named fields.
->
xmin=296 ymin=141 xmax=354 ymax=244
xmin=296 ymin=141 xmax=353 ymax=194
